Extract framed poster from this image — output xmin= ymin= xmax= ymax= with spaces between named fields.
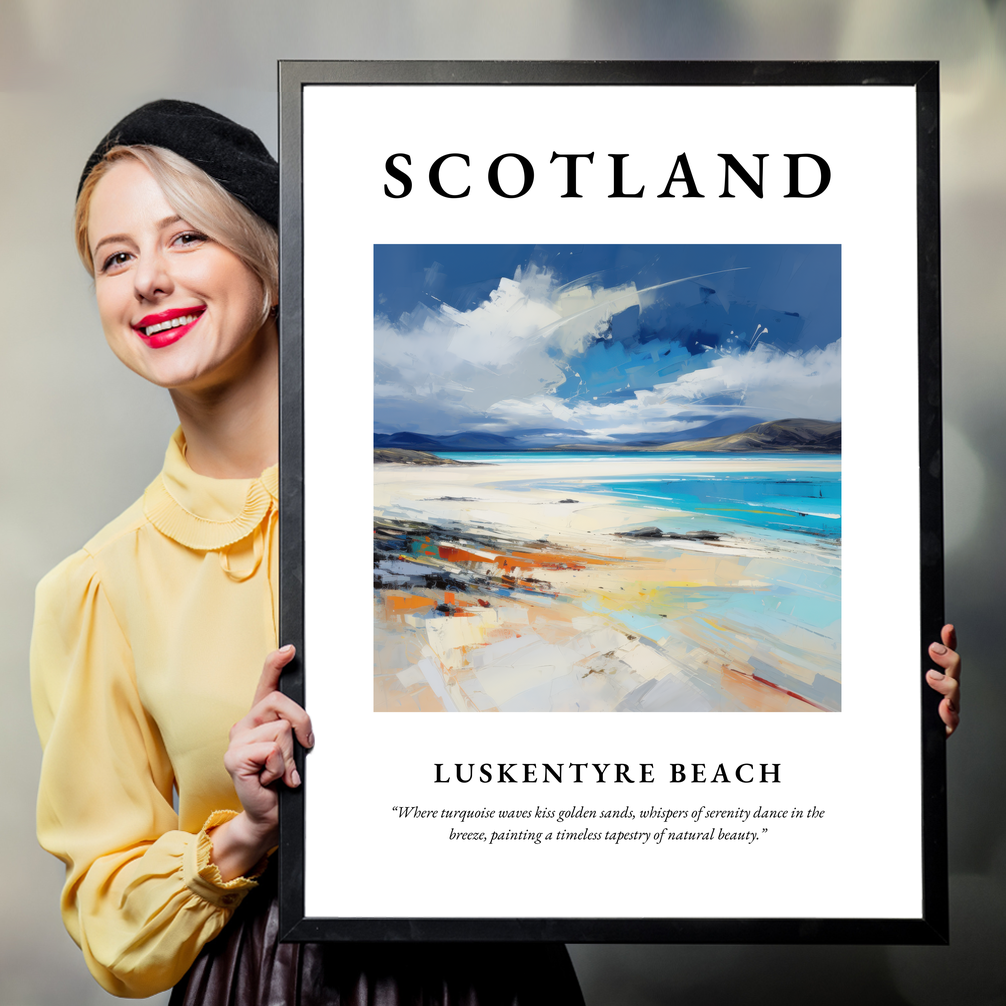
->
xmin=277 ymin=61 xmax=946 ymax=943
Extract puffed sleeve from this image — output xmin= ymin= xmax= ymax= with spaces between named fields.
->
xmin=31 ymin=549 xmax=262 ymax=998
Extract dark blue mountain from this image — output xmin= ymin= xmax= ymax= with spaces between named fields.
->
xmin=619 ymin=415 xmax=769 ymax=445
xmin=374 ymin=432 xmax=446 ymax=450
xmin=374 ymin=431 xmax=519 ymax=450
xmin=375 ymin=416 xmax=769 ymax=451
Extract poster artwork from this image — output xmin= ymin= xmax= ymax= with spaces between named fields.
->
xmin=373 ymin=244 xmax=841 ymax=714
xmin=286 ymin=64 xmax=943 ymax=941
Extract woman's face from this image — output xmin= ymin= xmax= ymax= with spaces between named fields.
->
xmin=87 ymin=158 xmax=270 ymax=392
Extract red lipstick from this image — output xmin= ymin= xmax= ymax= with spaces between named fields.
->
xmin=132 ymin=306 xmax=205 ymax=349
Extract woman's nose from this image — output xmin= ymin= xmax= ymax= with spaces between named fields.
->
xmin=133 ymin=249 xmax=173 ymax=302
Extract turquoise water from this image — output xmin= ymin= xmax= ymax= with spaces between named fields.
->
xmin=434 ymin=451 xmax=841 ymax=542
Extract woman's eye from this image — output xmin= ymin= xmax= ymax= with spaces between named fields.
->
xmin=101 ymin=251 xmax=131 ymax=273
xmin=173 ymin=231 xmax=208 ymax=248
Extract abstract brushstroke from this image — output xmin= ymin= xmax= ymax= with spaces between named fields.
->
xmin=373 ymin=245 xmax=841 ymax=712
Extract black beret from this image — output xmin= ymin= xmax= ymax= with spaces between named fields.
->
xmin=78 ymin=99 xmax=278 ymax=228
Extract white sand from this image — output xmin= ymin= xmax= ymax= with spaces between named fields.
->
xmin=374 ymin=456 xmax=841 ymax=560
xmin=373 ymin=457 xmax=841 ymax=714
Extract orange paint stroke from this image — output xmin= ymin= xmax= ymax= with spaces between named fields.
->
xmin=719 ymin=666 xmax=823 ymax=712
xmin=438 ymin=544 xmax=495 ymax=564
xmin=384 ymin=594 xmax=436 ymax=614
xmin=506 ymin=549 xmax=612 ymax=570
xmin=752 ymin=674 xmax=830 ymax=711
xmin=436 ymin=543 xmax=613 ymax=573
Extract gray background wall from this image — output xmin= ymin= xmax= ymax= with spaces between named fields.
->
xmin=1 ymin=2 xmax=1003 ymax=1003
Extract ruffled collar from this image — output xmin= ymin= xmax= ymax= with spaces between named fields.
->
xmin=143 ymin=428 xmax=278 ymax=551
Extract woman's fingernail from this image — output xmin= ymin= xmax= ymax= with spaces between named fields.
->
xmin=291 ymin=768 xmax=301 ymax=787
xmin=931 ymin=643 xmax=947 ymax=655
xmin=927 ymin=669 xmax=945 ymax=680
xmin=280 ymin=644 xmax=295 ymax=654
xmin=307 ymin=732 xmax=315 ymax=748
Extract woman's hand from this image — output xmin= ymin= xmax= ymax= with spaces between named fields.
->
xmin=209 ymin=645 xmax=314 ymax=881
xmin=926 ymin=624 xmax=961 ymax=737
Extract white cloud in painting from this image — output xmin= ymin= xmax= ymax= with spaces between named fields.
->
xmin=654 ymin=339 xmax=841 ymax=419
xmin=374 ymin=265 xmax=838 ymax=438
xmin=485 ymin=341 xmax=841 ymax=437
xmin=374 ymin=264 xmax=645 ymax=415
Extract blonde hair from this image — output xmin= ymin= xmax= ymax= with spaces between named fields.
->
xmin=75 ymin=145 xmax=278 ymax=322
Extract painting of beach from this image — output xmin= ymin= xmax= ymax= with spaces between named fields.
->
xmin=373 ymin=245 xmax=841 ymax=712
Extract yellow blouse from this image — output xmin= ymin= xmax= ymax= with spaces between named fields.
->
xmin=31 ymin=429 xmax=279 ymax=998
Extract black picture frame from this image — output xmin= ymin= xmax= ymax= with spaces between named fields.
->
xmin=277 ymin=60 xmax=945 ymax=944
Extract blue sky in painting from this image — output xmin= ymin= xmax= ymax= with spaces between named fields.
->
xmin=374 ymin=245 xmax=840 ymax=445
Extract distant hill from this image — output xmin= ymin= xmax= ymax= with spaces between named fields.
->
xmin=374 ymin=418 xmax=766 ymax=452
xmin=654 ymin=418 xmax=841 ymax=453
xmin=374 ymin=448 xmax=478 ymax=465
xmin=375 ymin=431 xmax=515 ymax=451
xmin=374 ymin=419 xmax=840 ymax=455
xmin=646 ymin=415 xmax=769 ymax=444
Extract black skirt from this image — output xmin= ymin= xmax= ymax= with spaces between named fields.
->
xmin=169 ymin=869 xmax=585 ymax=1006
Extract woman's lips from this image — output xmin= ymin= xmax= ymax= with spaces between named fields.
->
xmin=133 ymin=307 xmax=205 ymax=349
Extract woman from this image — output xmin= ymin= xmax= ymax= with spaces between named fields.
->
xmin=33 ymin=99 xmax=963 ymax=1003
xmin=31 ymin=100 xmax=586 ymax=1003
